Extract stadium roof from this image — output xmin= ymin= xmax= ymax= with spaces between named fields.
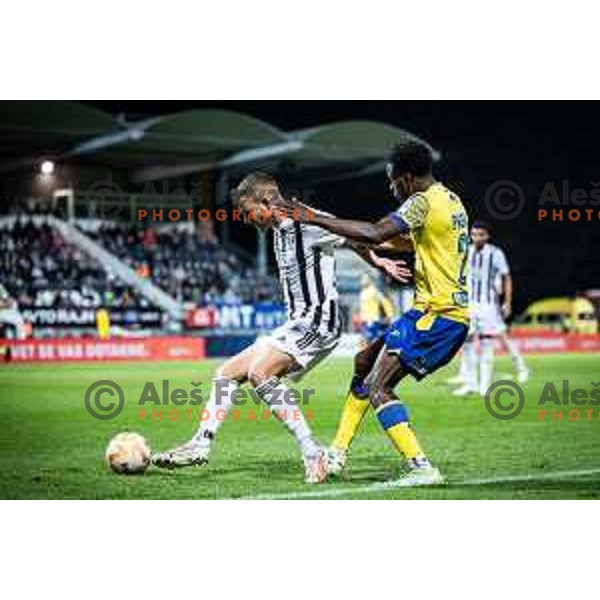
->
xmin=0 ymin=101 xmax=120 ymax=168
xmin=0 ymin=102 xmax=437 ymax=182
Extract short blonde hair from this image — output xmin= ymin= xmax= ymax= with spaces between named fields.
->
xmin=230 ymin=171 xmax=277 ymax=206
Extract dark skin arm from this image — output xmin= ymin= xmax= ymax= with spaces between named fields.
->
xmin=279 ymin=196 xmax=413 ymax=281
xmin=276 ymin=196 xmax=405 ymax=245
xmin=370 ymin=234 xmax=414 ymax=254
xmin=312 ymin=213 xmax=401 ymax=245
xmin=346 ymin=241 xmax=412 ymax=283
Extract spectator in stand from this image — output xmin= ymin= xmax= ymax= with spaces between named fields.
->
xmin=86 ymin=221 xmax=280 ymax=305
xmin=0 ymin=206 xmax=281 ymax=319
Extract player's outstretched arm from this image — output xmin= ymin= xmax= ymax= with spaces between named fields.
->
xmin=369 ymin=234 xmax=414 ymax=254
xmin=346 ymin=241 xmax=412 ymax=283
xmin=275 ymin=196 xmax=404 ymax=245
xmin=313 ymin=212 xmax=400 ymax=245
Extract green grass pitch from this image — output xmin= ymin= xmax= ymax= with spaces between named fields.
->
xmin=0 ymin=354 xmax=599 ymax=499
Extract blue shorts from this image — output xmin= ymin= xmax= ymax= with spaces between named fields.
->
xmin=361 ymin=321 xmax=389 ymax=343
xmin=384 ymin=309 xmax=468 ymax=380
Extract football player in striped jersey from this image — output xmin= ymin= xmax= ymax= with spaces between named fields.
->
xmin=153 ymin=172 xmax=408 ymax=483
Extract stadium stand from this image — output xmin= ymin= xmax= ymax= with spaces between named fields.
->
xmin=0 ymin=213 xmax=280 ymax=314
xmin=81 ymin=221 xmax=280 ymax=305
xmin=0 ymin=216 xmax=142 ymax=310
xmin=0 ymin=102 xmax=429 ymax=343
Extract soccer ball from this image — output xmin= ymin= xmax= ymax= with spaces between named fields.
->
xmin=105 ymin=432 xmax=151 ymax=474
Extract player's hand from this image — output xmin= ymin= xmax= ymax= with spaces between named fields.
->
xmin=273 ymin=195 xmax=304 ymax=213
xmin=501 ymin=301 xmax=512 ymax=319
xmin=369 ymin=251 xmax=412 ymax=283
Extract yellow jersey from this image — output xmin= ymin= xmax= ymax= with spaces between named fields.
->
xmin=360 ymin=283 xmax=395 ymax=324
xmin=96 ymin=308 xmax=111 ymax=340
xmin=391 ymin=182 xmax=469 ymax=324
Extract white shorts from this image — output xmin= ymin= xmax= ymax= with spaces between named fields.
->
xmin=259 ymin=319 xmax=341 ymax=381
xmin=0 ymin=308 xmax=25 ymax=339
xmin=469 ymin=303 xmax=506 ymax=336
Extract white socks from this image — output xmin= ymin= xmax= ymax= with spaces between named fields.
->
xmin=255 ymin=376 xmax=321 ymax=458
xmin=504 ymin=335 xmax=527 ymax=374
xmin=191 ymin=374 xmax=320 ymax=459
xmin=479 ymin=338 xmax=495 ymax=396
xmin=462 ymin=338 xmax=478 ymax=391
xmin=462 ymin=336 xmax=525 ymax=395
xmin=193 ymin=376 xmax=239 ymax=445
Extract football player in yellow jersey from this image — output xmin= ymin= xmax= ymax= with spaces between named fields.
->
xmin=358 ymin=273 xmax=396 ymax=344
xmin=276 ymin=140 xmax=469 ymax=486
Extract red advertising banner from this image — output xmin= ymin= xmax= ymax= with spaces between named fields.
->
xmin=185 ymin=307 xmax=217 ymax=329
xmin=1 ymin=332 xmax=598 ymax=363
xmin=498 ymin=331 xmax=600 ymax=354
xmin=2 ymin=336 xmax=206 ymax=363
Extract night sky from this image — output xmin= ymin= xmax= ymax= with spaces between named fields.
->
xmin=87 ymin=101 xmax=600 ymax=313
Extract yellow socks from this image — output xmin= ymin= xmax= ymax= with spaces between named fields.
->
xmin=332 ymin=377 xmax=431 ymax=470
xmin=375 ymin=401 xmax=430 ymax=468
xmin=332 ymin=390 xmax=370 ymax=451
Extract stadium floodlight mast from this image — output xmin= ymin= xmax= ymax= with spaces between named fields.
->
xmin=40 ymin=160 xmax=55 ymax=175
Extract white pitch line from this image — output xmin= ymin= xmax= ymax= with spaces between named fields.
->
xmin=242 ymin=467 xmax=600 ymax=500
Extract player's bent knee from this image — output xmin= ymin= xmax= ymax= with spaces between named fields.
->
xmin=354 ymin=348 xmax=372 ymax=375
xmin=247 ymin=368 xmax=271 ymax=388
xmin=369 ymin=387 xmax=394 ymax=410
xmin=215 ymin=361 xmax=244 ymax=382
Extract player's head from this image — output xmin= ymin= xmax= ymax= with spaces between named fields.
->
xmin=471 ymin=220 xmax=492 ymax=248
xmin=230 ymin=171 xmax=281 ymax=231
xmin=386 ymin=140 xmax=434 ymax=201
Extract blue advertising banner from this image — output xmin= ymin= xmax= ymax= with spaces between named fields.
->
xmin=185 ymin=303 xmax=287 ymax=333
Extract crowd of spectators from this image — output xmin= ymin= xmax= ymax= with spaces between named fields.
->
xmin=0 ymin=211 xmax=280 ymax=311
xmin=84 ymin=222 xmax=279 ymax=305
xmin=0 ymin=218 xmax=142 ymax=309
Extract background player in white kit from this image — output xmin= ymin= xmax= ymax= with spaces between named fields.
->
xmin=0 ymin=283 xmax=26 ymax=340
xmin=153 ymin=172 xmax=406 ymax=482
xmin=453 ymin=221 xmax=529 ymax=396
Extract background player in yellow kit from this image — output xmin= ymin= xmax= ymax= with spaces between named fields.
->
xmin=95 ymin=307 xmax=111 ymax=340
xmin=277 ymin=140 xmax=469 ymax=486
xmin=358 ymin=273 xmax=395 ymax=345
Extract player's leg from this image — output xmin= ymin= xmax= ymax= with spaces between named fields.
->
xmin=500 ymin=332 xmax=529 ymax=383
xmin=365 ymin=350 xmax=439 ymax=482
xmin=453 ymin=312 xmax=480 ymax=396
xmin=478 ymin=334 xmax=496 ymax=396
xmin=328 ymin=337 xmax=385 ymax=475
xmin=247 ymin=345 xmax=327 ymax=483
xmin=0 ymin=309 xmax=26 ymax=340
xmin=447 ymin=325 xmax=470 ymax=386
xmin=446 ymin=354 xmax=467 ymax=385
xmin=452 ymin=334 xmax=479 ymax=395
xmin=152 ymin=343 xmax=257 ymax=468
xmin=479 ymin=305 xmax=513 ymax=396
xmin=364 ymin=310 xmax=467 ymax=485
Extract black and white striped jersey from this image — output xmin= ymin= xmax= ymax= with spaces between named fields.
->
xmin=468 ymin=242 xmax=510 ymax=306
xmin=272 ymin=218 xmax=342 ymax=334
